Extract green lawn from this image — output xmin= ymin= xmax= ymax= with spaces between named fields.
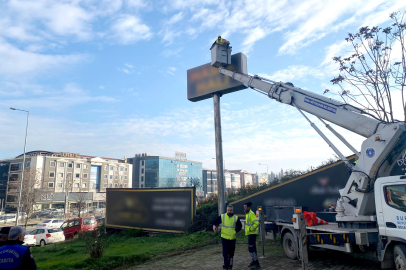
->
xmin=30 ymin=231 xmax=220 ymax=270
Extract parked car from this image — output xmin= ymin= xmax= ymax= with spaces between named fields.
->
xmin=96 ymin=216 xmax=105 ymax=225
xmin=0 ymin=213 xmax=26 ymax=223
xmin=23 ymin=232 xmax=36 ymax=247
xmin=29 ymin=228 xmax=65 ymax=246
xmin=61 ymin=216 xmax=97 ymax=239
xmin=37 ymin=219 xmax=65 ymax=229
xmin=89 ymin=208 xmax=104 ymax=214
xmin=46 ymin=211 xmax=65 ymax=218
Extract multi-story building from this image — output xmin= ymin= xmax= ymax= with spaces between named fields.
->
xmin=0 ymin=150 xmax=132 ymax=212
xmin=127 ymin=153 xmax=204 ymax=198
xmin=202 ymin=169 xmax=218 ymax=197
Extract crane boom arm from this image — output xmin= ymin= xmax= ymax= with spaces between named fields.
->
xmin=218 ymin=68 xmax=384 ymax=138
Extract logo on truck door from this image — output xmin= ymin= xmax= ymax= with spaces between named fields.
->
xmin=366 ymin=148 xmax=375 ymax=158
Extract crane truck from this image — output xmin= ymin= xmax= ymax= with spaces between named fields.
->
xmin=210 ymin=42 xmax=406 ymax=269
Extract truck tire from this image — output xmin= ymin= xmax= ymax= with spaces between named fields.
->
xmin=283 ymin=232 xmax=298 ymax=260
xmin=394 ymin=245 xmax=406 ymax=270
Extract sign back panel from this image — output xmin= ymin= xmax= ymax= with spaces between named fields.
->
xmin=106 ymin=187 xmax=196 ymax=233
xmin=187 ymin=53 xmax=248 ymax=102
xmin=230 ymin=157 xmax=356 ymax=217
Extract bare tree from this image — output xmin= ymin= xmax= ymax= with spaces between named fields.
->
xmin=70 ymin=186 xmax=89 ymax=218
xmin=330 ymin=11 xmax=406 ymax=122
xmin=20 ymin=168 xmax=49 ymax=227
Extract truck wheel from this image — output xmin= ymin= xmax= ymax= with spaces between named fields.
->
xmin=394 ymin=245 xmax=406 ymax=270
xmin=283 ymin=232 xmax=298 ymax=260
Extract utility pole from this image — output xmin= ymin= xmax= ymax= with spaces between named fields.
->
xmin=10 ymin=107 xmax=29 ymax=226
xmin=213 ymin=93 xmax=226 ymax=216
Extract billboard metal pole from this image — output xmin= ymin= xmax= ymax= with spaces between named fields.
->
xmin=213 ymin=93 xmax=226 ymax=216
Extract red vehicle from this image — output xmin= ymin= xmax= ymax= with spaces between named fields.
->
xmin=61 ymin=216 xmax=97 ymax=239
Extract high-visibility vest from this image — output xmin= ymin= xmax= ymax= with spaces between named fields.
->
xmin=245 ymin=210 xmax=259 ymax=235
xmin=221 ymin=214 xmax=237 ymax=240
xmin=216 ymin=38 xmax=224 ymax=44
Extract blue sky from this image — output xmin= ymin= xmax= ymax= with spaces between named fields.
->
xmin=1 ymin=0 xmax=405 ymax=174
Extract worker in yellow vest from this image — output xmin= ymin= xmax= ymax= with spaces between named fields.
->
xmin=212 ymin=205 xmax=242 ymax=270
xmin=244 ymin=201 xmax=261 ymax=269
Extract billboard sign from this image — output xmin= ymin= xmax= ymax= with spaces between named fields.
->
xmin=230 ymin=157 xmax=356 ymax=216
xmin=187 ymin=53 xmax=248 ymax=102
xmin=106 ymin=187 xmax=196 ymax=233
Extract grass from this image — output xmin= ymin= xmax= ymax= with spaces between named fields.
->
xmin=30 ymin=230 xmax=220 ymax=270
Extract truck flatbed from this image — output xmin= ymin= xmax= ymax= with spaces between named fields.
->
xmin=275 ymin=222 xmax=378 ymax=234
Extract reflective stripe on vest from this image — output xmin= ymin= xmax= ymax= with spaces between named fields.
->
xmin=221 ymin=214 xmax=237 ymax=240
xmin=216 ymin=38 xmax=224 ymax=44
xmin=245 ymin=219 xmax=258 ymax=226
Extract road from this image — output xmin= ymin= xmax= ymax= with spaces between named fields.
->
xmin=131 ymin=240 xmax=380 ymax=270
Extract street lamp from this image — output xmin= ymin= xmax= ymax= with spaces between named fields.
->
xmin=258 ymin=163 xmax=268 ymax=183
xmin=10 ymin=107 xmax=29 ymax=226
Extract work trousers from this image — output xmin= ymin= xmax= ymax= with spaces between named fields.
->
xmin=221 ymin=237 xmax=236 ymax=268
xmin=248 ymin=234 xmax=258 ymax=261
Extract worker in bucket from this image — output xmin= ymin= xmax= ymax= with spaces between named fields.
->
xmin=213 ymin=35 xmax=230 ymax=46
xmin=212 ymin=205 xmax=242 ymax=270
xmin=244 ymin=201 xmax=261 ymax=269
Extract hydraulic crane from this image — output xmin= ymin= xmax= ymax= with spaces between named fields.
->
xmin=211 ymin=42 xmax=406 ymax=228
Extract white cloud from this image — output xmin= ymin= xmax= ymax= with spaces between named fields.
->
xmin=0 ymin=39 xmax=86 ymax=77
xmin=125 ymin=63 xmax=134 ymax=68
xmin=110 ymin=14 xmax=153 ymax=44
xmin=162 ymin=47 xmax=183 ymax=57
xmin=167 ymin=12 xmax=183 ymax=25
xmin=6 ymin=0 xmax=94 ymax=41
xmin=0 ymin=83 xmax=118 ymax=109
xmin=258 ymin=65 xmax=325 ymax=83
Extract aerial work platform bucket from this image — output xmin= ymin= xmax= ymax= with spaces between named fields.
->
xmin=210 ymin=43 xmax=232 ymax=68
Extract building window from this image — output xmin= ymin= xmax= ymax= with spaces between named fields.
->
xmin=75 ymin=173 xmax=80 ymax=178
xmin=57 ymin=183 xmax=62 ymax=188
xmin=125 ymin=168 xmax=128 ymax=172
xmin=49 ymin=172 xmax=55 ymax=178
xmin=59 ymin=162 xmax=64 ymax=167
xmin=67 ymin=173 xmax=72 ymax=179
xmin=48 ymin=182 xmax=54 ymax=188
xmin=141 ymin=176 xmax=144 ymax=182
xmin=104 ymin=174 xmax=107 ymax=179
xmin=109 ymin=184 xmax=112 ymax=188
xmin=141 ymin=168 xmax=144 ymax=174
xmin=76 ymin=164 xmax=81 ymax=169
xmin=115 ymin=167 xmax=118 ymax=171
xmin=115 ymin=184 xmax=118 ymax=188
xmin=68 ymin=163 xmax=73 ymax=168
xmin=9 ymin=174 xmax=19 ymax=181
xmin=110 ymin=166 xmax=113 ymax=170
xmin=120 ymin=167 xmax=123 ymax=171
xmin=26 ymin=161 xmax=30 ymax=168
xmin=141 ymin=160 xmax=144 ymax=166
xmin=74 ymin=183 xmax=79 ymax=188
xmin=120 ymin=176 xmax=123 ymax=180
xmin=115 ymin=175 xmax=118 ymax=179
xmin=103 ymin=184 xmax=107 ymax=188
xmin=82 ymin=183 xmax=87 ymax=188
xmin=104 ymin=165 xmax=107 ymax=170
xmin=124 ymin=184 xmax=127 ymax=187
xmin=10 ymin=164 xmax=22 ymax=171
xmin=124 ymin=176 xmax=127 ymax=180
xmin=141 ymin=184 xmax=144 ymax=188
xmin=58 ymin=173 xmax=63 ymax=178
xmin=83 ymin=173 xmax=88 ymax=179
xmin=50 ymin=161 xmax=55 ymax=167
xmin=84 ymin=164 xmax=88 ymax=169
xmin=109 ymin=175 xmax=113 ymax=179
